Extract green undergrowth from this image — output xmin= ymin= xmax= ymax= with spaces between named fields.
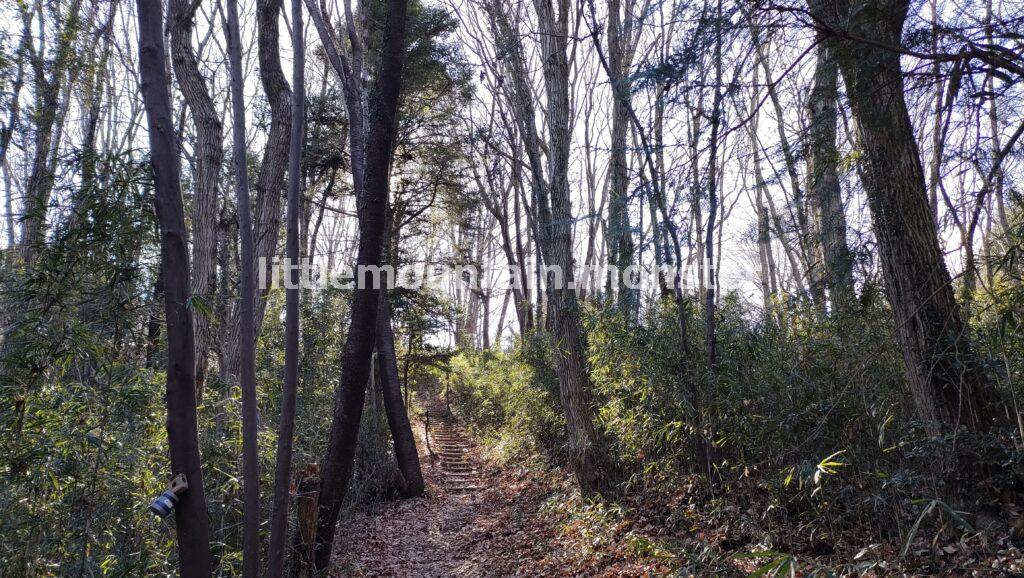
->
xmin=446 ymin=290 xmax=1024 ymax=570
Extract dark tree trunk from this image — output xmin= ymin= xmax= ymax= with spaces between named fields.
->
xmin=145 ymin=270 xmax=165 ymax=369
xmin=313 ymin=0 xmax=410 ymax=570
xmin=374 ymin=145 xmax=424 ymax=499
xmin=809 ymin=0 xmax=1000 ymax=432
xmin=705 ymin=0 xmax=724 ymax=377
xmin=224 ymin=0 xmax=261 ymax=572
xmin=266 ymin=0 xmax=305 ymax=573
xmin=376 ymin=289 xmax=425 ymax=497
xmin=134 ymin=0 xmax=212 ymax=573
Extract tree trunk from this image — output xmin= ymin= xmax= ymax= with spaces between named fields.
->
xmin=705 ymin=0 xmax=724 ymax=377
xmin=0 ymin=15 xmax=30 ymax=195
xmin=376 ymin=289 xmax=425 ymax=497
xmin=290 ymin=464 xmax=320 ymax=578
xmin=487 ymin=0 xmax=603 ymax=491
xmin=224 ymin=0 xmax=292 ymax=378
xmin=314 ymin=0 xmax=410 ymax=569
xmin=481 ymin=290 xmax=491 ymax=349
xmin=78 ymin=2 xmax=117 ymax=186
xmin=511 ymin=148 xmax=534 ymax=332
xmin=266 ymin=0 xmax=305 ymax=572
xmin=805 ymin=37 xmax=854 ymax=308
xmin=135 ymin=0 xmax=212 ymax=573
xmin=145 ymin=269 xmax=165 ymax=369
xmin=606 ymin=0 xmax=636 ymax=316
xmin=533 ymin=0 xmax=604 ymax=493
xmin=809 ymin=0 xmax=999 ymax=432
xmin=4 ymin=160 xmax=15 ymax=249
xmin=169 ymin=0 xmax=224 ymax=397
xmin=224 ymin=0 xmax=261 ymax=572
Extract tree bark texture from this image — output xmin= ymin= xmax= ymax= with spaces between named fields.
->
xmin=224 ymin=0 xmax=292 ymax=378
xmin=169 ymin=0 xmax=224 ymax=396
xmin=808 ymin=0 xmax=999 ymax=432
xmin=805 ymin=37 xmax=854 ymax=308
xmin=606 ymin=0 xmax=637 ymax=316
xmin=533 ymin=0 xmax=604 ymax=493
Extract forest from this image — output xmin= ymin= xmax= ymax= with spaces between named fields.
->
xmin=0 ymin=0 xmax=1023 ymax=574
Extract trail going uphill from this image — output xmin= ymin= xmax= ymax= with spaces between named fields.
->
xmin=424 ymin=401 xmax=481 ymax=494
xmin=330 ymin=398 xmax=672 ymax=577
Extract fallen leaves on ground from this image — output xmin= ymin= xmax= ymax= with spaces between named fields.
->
xmin=332 ymin=420 xmax=671 ymax=577
xmin=333 ymin=416 xmax=1023 ymax=577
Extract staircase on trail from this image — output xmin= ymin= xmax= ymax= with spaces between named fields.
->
xmin=423 ymin=402 xmax=480 ymax=494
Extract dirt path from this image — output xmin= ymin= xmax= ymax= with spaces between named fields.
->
xmin=330 ymin=401 xmax=672 ymax=577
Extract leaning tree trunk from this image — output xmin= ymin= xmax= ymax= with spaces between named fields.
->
xmin=804 ymin=36 xmax=854 ymax=309
xmin=314 ymin=0 xmax=410 ymax=570
xmin=374 ymin=211 xmax=425 ymax=497
xmin=808 ymin=0 xmax=999 ymax=432
xmin=169 ymin=0 xmax=224 ymax=397
xmin=135 ymin=0 xmax=212 ymax=574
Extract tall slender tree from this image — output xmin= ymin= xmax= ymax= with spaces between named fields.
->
xmin=313 ymin=0 xmax=411 ymax=569
xmin=805 ymin=36 xmax=854 ymax=308
xmin=704 ymin=0 xmax=724 ymax=376
xmin=304 ymin=0 xmax=423 ymax=500
xmin=135 ymin=0 xmax=212 ymax=574
xmin=266 ymin=0 xmax=305 ymax=573
xmin=535 ymin=0 xmax=605 ymax=492
xmin=485 ymin=0 xmax=605 ymax=492
xmin=224 ymin=0 xmax=292 ymax=378
xmin=223 ymin=0 xmax=261 ymax=572
xmin=606 ymin=0 xmax=638 ymax=316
